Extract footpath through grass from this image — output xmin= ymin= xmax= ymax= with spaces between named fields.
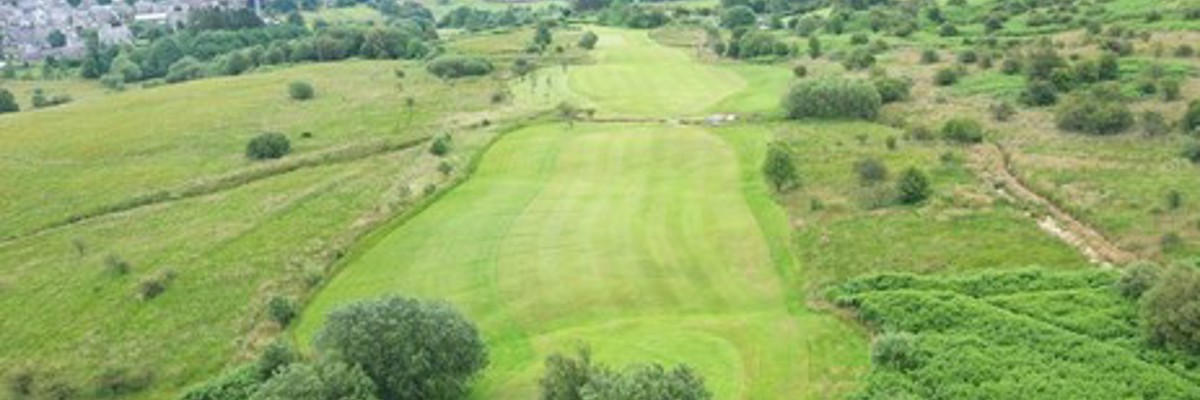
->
xmin=298 ymin=28 xmax=868 ymax=399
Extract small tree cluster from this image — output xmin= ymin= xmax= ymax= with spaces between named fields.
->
xmin=540 ymin=347 xmax=711 ymax=400
xmin=783 ymin=78 xmax=881 ymax=120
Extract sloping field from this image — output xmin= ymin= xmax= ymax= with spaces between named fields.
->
xmin=567 ymin=27 xmax=747 ymax=117
xmin=297 ymin=123 xmax=867 ymax=398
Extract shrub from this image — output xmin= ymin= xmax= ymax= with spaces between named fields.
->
xmin=579 ymin=31 xmax=598 ymax=50
xmin=429 ymin=135 xmax=451 ymax=156
xmin=873 ymin=76 xmax=912 ymax=103
xmin=783 ymin=78 xmax=881 ymax=120
xmin=256 ymin=341 xmax=298 ymax=379
xmin=854 ymin=157 xmax=889 ymax=186
xmin=1161 ymin=79 xmax=1181 ymax=101
xmin=990 ymin=101 xmax=1016 ymax=122
xmin=6 ymin=366 xmax=35 ymax=398
xmin=267 ymin=296 xmax=297 ymax=327
xmin=1055 ymin=97 xmax=1134 ymax=135
xmin=842 ymin=48 xmax=876 ymax=70
xmin=1119 ymin=261 xmax=1161 ymax=299
xmin=288 ymin=81 xmax=315 ymax=100
xmin=920 ymin=48 xmax=940 ymax=64
xmin=719 ymin=5 xmax=756 ymax=28
xmin=182 ymin=365 xmax=261 ymax=400
xmin=1174 ymin=44 xmax=1195 ymax=58
xmin=1000 ymin=58 xmax=1022 ymax=75
xmin=1141 ymin=111 xmax=1170 ymax=136
xmin=1141 ymin=266 xmax=1200 ymax=353
xmin=1098 ymin=53 xmax=1120 ymax=80
xmin=105 ymin=253 xmax=131 ymax=276
xmin=1182 ymin=141 xmax=1200 ymax=163
xmin=314 ymin=296 xmax=488 ymax=400
xmin=906 ymin=125 xmax=935 ymax=141
xmin=136 ymin=269 xmax=176 ymax=301
xmin=872 ymin=332 xmax=919 ymax=370
xmin=581 ymin=364 xmax=710 ymax=400
xmin=940 ymin=118 xmax=985 ymax=143
xmin=1185 ymin=100 xmax=1200 ymax=135
xmin=246 ymin=133 xmax=292 ymax=160
xmin=1020 ymin=80 xmax=1058 ymax=106
xmin=763 ymin=143 xmax=798 ymax=192
xmin=896 ymin=167 xmax=932 ymax=204
xmin=850 ymin=32 xmax=869 ymax=45
xmin=253 ymin=360 xmax=377 ymax=400
xmin=938 ymin=23 xmax=958 ymax=37
xmin=426 ymin=55 xmax=494 ymax=79
xmin=1167 ymin=190 xmax=1183 ymax=210
xmin=95 ymin=367 xmax=153 ymax=396
xmin=792 ymin=64 xmax=807 ymax=78
xmin=933 ymin=68 xmax=958 ymax=86
xmin=956 ymin=49 xmax=977 ymax=64
xmin=165 ymin=57 xmax=206 ymax=84
xmin=0 ymin=88 xmax=19 ymax=114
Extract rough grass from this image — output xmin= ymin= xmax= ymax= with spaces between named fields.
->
xmin=0 ymin=60 xmax=497 ymax=238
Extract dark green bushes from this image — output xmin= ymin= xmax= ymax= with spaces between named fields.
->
xmin=1141 ymin=266 xmax=1200 ymax=353
xmin=579 ymin=31 xmax=599 ymax=50
xmin=783 ymin=78 xmax=881 ymax=120
xmin=1055 ymin=96 xmax=1134 ymax=135
xmin=288 ymin=81 xmax=315 ymax=100
xmin=763 ymin=142 xmax=798 ymax=192
xmin=0 ymin=88 xmax=18 ymax=114
xmin=245 ymin=133 xmax=292 ymax=160
xmin=872 ymin=76 xmax=912 ymax=103
xmin=540 ymin=347 xmax=711 ymax=400
xmin=426 ymin=55 xmax=495 ymax=79
xmin=1183 ymin=100 xmax=1200 ymax=135
xmin=940 ymin=118 xmax=985 ymax=144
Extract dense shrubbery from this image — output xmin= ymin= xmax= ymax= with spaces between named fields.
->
xmin=540 ymin=347 xmax=711 ymax=400
xmin=940 ymin=118 xmax=984 ymax=143
xmin=783 ymin=78 xmax=881 ymax=120
xmin=831 ymin=268 xmax=1200 ymax=400
xmin=728 ymin=31 xmax=790 ymax=59
xmin=1141 ymin=266 xmax=1200 ymax=353
xmin=288 ymin=81 xmax=315 ymax=100
xmin=426 ymin=55 xmax=495 ymax=79
xmin=872 ymin=76 xmax=911 ymax=103
xmin=1055 ymin=96 xmax=1134 ymax=135
xmin=246 ymin=132 xmax=292 ymax=160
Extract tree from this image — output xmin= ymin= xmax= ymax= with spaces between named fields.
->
xmin=246 ymin=132 xmax=292 ymax=160
xmin=1141 ymin=266 xmax=1200 ymax=353
xmin=807 ymin=35 xmax=822 ymax=59
xmin=0 ymin=89 xmax=18 ymax=114
xmin=540 ymin=347 xmax=596 ymax=400
xmin=47 ymin=29 xmax=67 ymax=48
xmin=578 ymin=31 xmax=598 ymax=50
xmin=314 ymin=296 xmax=488 ymax=400
xmin=720 ymin=6 xmax=756 ymax=28
xmin=1118 ymin=261 xmax=1161 ymax=299
xmin=252 ymin=360 xmax=378 ymax=400
xmin=763 ymin=142 xmax=798 ymax=192
xmin=110 ymin=52 xmax=143 ymax=82
xmin=289 ymin=81 xmax=315 ymax=100
xmin=896 ymin=167 xmax=931 ymax=204
xmin=783 ymin=78 xmax=881 ymax=120
xmin=533 ymin=22 xmax=553 ymax=49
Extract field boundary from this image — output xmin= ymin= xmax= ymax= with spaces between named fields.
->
xmin=969 ymin=142 xmax=1136 ymax=266
xmin=1 ymin=137 xmax=432 ymax=246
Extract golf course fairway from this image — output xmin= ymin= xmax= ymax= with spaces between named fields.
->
xmin=297 ymin=28 xmax=868 ymax=399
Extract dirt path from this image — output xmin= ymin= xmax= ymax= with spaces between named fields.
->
xmin=969 ymin=142 xmax=1136 ymax=267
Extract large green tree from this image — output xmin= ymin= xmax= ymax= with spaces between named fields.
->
xmin=763 ymin=142 xmax=798 ymax=192
xmin=315 ymin=296 xmax=488 ymax=400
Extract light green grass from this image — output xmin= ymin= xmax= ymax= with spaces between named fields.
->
xmin=0 ymin=60 xmax=498 ymax=238
xmin=567 ymin=27 xmax=747 ymax=117
xmin=297 ymin=122 xmax=867 ymax=399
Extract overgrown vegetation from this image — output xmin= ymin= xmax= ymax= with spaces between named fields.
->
xmin=783 ymin=78 xmax=881 ymax=120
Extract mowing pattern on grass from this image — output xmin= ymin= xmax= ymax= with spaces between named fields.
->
xmin=830 ymin=269 xmax=1200 ymax=399
xmin=298 ymin=123 xmax=868 ymax=398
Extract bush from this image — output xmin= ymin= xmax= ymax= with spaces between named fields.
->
xmin=720 ymin=5 xmax=756 ymax=28
xmin=579 ymin=31 xmax=598 ymax=50
xmin=541 ymin=347 xmax=711 ymax=400
xmin=288 ymin=81 xmax=315 ymax=100
xmin=429 ymin=135 xmax=451 ymax=156
xmin=95 ymin=367 xmax=153 ymax=397
xmin=267 ymin=296 xmax=297 ymax=327
xmin=842 ymin=48 xmax=876 ymax=70
xmin=136 ymin=269 xmax=177 ymax=301
xmin=105 ymin=253 xmax=131 ymax=276
xmin=256 ymin=341 xmax=298 ymax=379
xmin=872 ymin=332 xmax=919 ymax=370
xmin=850 ymin=32 xmax=869 ymax=45
xmin=426 ymin=55 xmax=494 ymax=79
xmin=246 ymin=132 xmax=292 ymax=160
xmin=854 ymin=157 xmax=889 ymax=186
xmin=783 ymin=78 xmax=881 ymax=120
xmin=1118 ymin=262 xmax=1161 ymax=299
xmin=933 ymin=68 xmax=958 ymax=86
xmin=165 ymin=57 xmax=206 ymax=84
xmin=940 ymin=118 xmax=985 ymax=143
xmin=1140 ymin=111 xmax=1170 ymax=136
xmin=763 ymin=143 xmax=798 ymax=192
xmin=1174 ymin=44 xmax=1195 ymax=58
xmin=873 ymin=76 xmax=912 ymax=103
xmin=314 ymin=296 xmax=488 ymax=400
xmin=990 ymin=101 xmax=1016 ymax=122
xmin=938 ymin=23 xmax=958 ymax=37
xmin=253 ymin=360 xmax=377 ymax=400
xmin=6 ymin=366 xmax=35 ymax=398
xmin=1141 ymin=266 xmax=1200 ymax=353
xmin=1020 ymin=80 xmax=1058 ymax=106
xmin=920 ymin=48 xmax=939 ymax=64
xmin=896 ymin=167 xmax=932 ymax=204
xmin=1182 ymin=141 xmax=1200 ymax=163
xmin=1055 ymin=97 xmax=1134 ymax=135
xmin=956 ymin=49 xmax=977 ymax=64
xmin=1000 ymin=58 xmax=1022 ymax=75
xmin=792 ymin=64 xmax=807 ymax=78
xmin=1161 ymin=79 xmax=1181 ymax=101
